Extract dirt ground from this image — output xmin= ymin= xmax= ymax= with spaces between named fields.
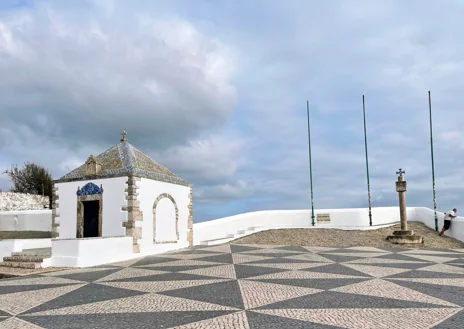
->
xmin=232 ymin=221 xmax=464 ymax=249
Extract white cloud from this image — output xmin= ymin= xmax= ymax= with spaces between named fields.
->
xmin=2 ymin=0 xmax=464 ymax=221
xmin=153 ymin=130 xmax=254 ymax=183
xmin=196 ymin=180 xmax=254 ymax=204
xmin=0 ymin=2 xmax=237 ymax=150
xmin=0 ymin=1 xmax=239 ymax=197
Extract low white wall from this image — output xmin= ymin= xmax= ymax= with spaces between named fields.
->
xmin=412 ymin=207 xmax=464 ymax=241
xmin=3 ymin=206 xmax=460 ymax=268
xmin=193 ymin=206 xmax=464 ymax=245
xmin=0 ymin=210 xmax=52 ymax=231
xmin=193 ymin=207 xmax=403 ymax=245
xmin=0 ymin=239 xmax=51 ymax=260
xmin=49 ymin=236 xmax=134 ymax=268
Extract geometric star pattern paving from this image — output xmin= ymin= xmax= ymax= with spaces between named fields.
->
xmin=1 ymin=244 xmax=464 ymax=328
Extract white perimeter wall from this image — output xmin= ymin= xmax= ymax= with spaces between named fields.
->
xmin=193 ymin=207 xmax=464 ymax=245
xmin=0 ymin=210 xmax=52 ymax=231
xmin=3 ymin=206 xmax=463 ymax=268
xmin=138 ymin=178 xmax=190 ymax=254
xmin=49 ymin=206 xmax=461 ymax=267
xmin=55 ymin=177 xmax=127 ymax=239
xmin=193 ymin=207 xmax=402 ymax=244
xmin=412 ymin=207 xmax=464 ymax=243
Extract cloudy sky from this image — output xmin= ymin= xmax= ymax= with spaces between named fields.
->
xmin=1 ymin=0 xmax=463 ymax=223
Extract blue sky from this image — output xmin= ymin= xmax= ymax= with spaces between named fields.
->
xmin=1 ymin=0 xmax=464 ymax=223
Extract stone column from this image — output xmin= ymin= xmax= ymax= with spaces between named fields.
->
xmin=387 ymin=169 xmax=423 ymax=244
xmin=396 ymin=172 xmax=408 ymax=231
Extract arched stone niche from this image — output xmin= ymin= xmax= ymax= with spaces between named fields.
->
xmin=152 ymin=193 xmax=179 ymax=244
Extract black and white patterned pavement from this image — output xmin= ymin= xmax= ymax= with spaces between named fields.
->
xmin=1 ymin=244 xmax=464 ymax=328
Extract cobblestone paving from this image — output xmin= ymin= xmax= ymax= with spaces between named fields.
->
xmin=1 ymin=244 xmax=464 ymax=328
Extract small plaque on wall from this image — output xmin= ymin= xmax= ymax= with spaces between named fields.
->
xmin=317 ymin=213 xmax=331 ymax=224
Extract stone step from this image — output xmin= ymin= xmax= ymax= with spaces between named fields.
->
xmin=392 ymin=230 xmax=415 ymax=236
xmin=3 ymin=255 xmax=46 ymax=263
xmin=12 ymin=247 xmax=52 ymax=258
xmin=199 ymin=236 xmax=234 ymax=246
xmin=13 ymin=247 xmax=51 ymax=253
xmin=199 ymin=227 xmax=266 ymax=246
xmin=11 ymin=253 xmax=51 ymax=258
xmin=387 ymin=234 xmax=423 ymax=244
xmin=234 ymin=232 xmax=247 ymax=239
xmin=248 ymin=226 xmax=264 ymax=233
xmin=0 ymin=261 xmax=42 ymax=269
xmin=1 ymin=247 xmax=51 ymax=270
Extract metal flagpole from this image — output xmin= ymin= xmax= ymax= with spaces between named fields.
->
xmin=428 ymin=90 xmax=438 ymax=231
xmin=362 ymin=95 xmax=373 ymax=226
xmin=307 ymin=100 xmax=315 ymax=226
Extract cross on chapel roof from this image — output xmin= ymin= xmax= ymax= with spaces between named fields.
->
xmin=121 ymin=130 xmax=127 ymax=142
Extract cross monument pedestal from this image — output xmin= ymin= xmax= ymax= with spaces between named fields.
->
xmin=387 ymin=169 xmax=423 ymax=244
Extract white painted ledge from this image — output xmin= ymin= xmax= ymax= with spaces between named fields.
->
xmin=49 ymin=236 xmax=133 ymax=268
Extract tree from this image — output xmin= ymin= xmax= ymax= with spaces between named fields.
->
xmin=3 ymin=162 xmax=53 ymax=208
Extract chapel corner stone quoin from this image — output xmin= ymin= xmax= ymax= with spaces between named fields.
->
xmin=387 ymin=168 xmax=423 ymax=244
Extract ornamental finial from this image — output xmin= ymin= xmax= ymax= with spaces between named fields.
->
xmin=121 ymin=130 xmax=127 ymax=142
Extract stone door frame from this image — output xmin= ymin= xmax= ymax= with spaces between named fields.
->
xmin=153 ymin=193 xmax=179 ymax=244
xmin=76 ymin=183 xmax=103 ymax=238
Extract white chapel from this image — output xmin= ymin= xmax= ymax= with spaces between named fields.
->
xmin=49 ymin=131 xmax=193 ymax=266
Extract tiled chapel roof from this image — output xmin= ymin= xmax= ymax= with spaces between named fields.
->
xmin=55 ymin=132 xmax=189 ymax=186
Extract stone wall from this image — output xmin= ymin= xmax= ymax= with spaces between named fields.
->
xmin=0 ymin=192 xmax=49 ymax=211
